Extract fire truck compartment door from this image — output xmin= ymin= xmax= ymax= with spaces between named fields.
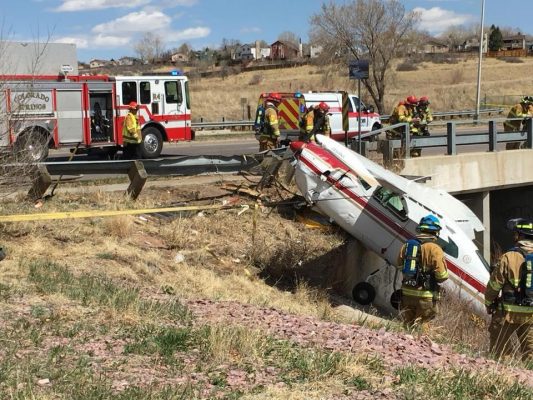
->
xmin=56 ymin=89 xmax=84 ymax=143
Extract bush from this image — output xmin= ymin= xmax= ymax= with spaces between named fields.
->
xmin=249 ymin=73 xmax=263 ymax=85
xmin=396 ymin=61 xmax=418 ymax=71
xmin=425 ymin=53 xmax=460 ymax=64
xmin=497 ymin=56 xmax=524 ymax=64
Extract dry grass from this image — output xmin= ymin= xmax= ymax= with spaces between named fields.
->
xmin=188 ymin=56 xmax=533 ymax=118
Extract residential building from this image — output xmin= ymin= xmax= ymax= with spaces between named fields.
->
xmin=89 ymin=59 xmax=109 ymax=69
xmin=270 ymin=40 xmax=300 ymax=60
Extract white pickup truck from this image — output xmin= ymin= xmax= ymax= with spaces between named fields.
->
xmin=254 ymin=91 xmax=382 ymax=143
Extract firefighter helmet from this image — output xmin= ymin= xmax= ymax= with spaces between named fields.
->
xmin=419 ymin=96 xmax=430 ymax=105
xmin=267 ymin=92 xmax=282 ymax=103
xmin=507 ymin=218 xmax=533 ymax=237
xmin=406 ymin=96 xmax=418 ymax=105
xmin=128 ymin=101 xmax=139 ymax=109
xmin=417 ymin=214 xmax=442 ymax=234
xmin=317 ymin=101 xmax=329 ymax=112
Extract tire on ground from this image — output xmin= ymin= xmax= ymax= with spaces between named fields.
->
xmin=352 ymin=282 xmax=376 ymax=305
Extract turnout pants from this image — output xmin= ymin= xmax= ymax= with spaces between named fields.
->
xmin=489 ymin=313 xmax=533 ymax=361
xmin=400 ymin=295 xmax=437 ymax=329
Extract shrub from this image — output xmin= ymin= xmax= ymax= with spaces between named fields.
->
xmin=497 ymin=56 xmax=524 ymax=64
xmin=396 ymin=61 xmax=418 ymax=71
xmin=248 ymin=74 xmax=263 ymax=85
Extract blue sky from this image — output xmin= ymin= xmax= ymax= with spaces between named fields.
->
xmin=3 ymin=0 xmax=532 ymax=62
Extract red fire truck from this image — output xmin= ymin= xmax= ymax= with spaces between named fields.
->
xmin=0 ymin=71 xmax=192 ymax=160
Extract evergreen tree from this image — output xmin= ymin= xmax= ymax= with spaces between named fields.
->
xmin=488 ymin=25 xmax=503 ymax=51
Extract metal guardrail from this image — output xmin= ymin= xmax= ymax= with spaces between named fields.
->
xmin=42 ymin=153 xmax=269 ymax=176
xmin=380 ymin=118 xmax=533 ymax=162
xmin=191 ymin=108 xmax=504 ymax=130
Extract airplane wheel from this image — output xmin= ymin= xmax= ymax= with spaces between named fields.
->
xmin=390 ymin=290 xmax=402 ymax=310
xmin=352 ymin=282 xmax=376 ymax=305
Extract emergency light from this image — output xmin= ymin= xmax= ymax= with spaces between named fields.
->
xmin=170 ymin=70 xmax=182 ymax=76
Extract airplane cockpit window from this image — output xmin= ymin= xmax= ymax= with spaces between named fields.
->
xmin=437 ymin=237 xmax=459 ymax=258
xmin=373 ymin=187 xmax=408 ymax=220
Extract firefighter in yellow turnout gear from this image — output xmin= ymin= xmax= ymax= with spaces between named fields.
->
xmin=397 ymin=215 xmax=449 ymax=329
xmin=485 ymin=218 xmax=533 ymax=361
xmin=503 ymin=96 xmax=533 ymax=150
xmin=259 ymin=93 xmax=282 ymax=151
xmin=122 ymin=101 xmax=142 ymax=158
xmin=299 ymin=102 xmax=331 ymax=142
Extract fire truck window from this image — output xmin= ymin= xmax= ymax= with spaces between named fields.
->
xmin=164 ymin=81 xmax=180 ymax=104
xmin=122 ymin=81 xmax=137 ymax=105
xmin=164 ymin=81 xmax=183 ymax=105
xmin=140 ymin=81 xmax=151 ymax=104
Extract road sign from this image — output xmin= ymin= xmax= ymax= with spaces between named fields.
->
xmin=60 ymin=64 xmax=73 ymax=73
xmin=349 ymin=60 xmax=369 ymax=80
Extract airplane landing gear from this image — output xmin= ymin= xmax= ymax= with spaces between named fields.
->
xmin=352 ymin=282 xmax=376 ymax=305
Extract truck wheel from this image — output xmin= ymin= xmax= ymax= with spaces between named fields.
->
xmin=352 ymin=282 xmax=376 ymax=305
xmin=16 ymin=130 xmax=49 ymax=162
xmin=139 ymin=127 xmax=163 ymax=159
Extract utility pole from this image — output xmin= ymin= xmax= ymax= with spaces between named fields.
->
xmin=475 ymin=0 xmax=486 ymax=121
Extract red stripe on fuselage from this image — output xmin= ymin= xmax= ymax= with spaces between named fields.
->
xmin=296 ymin=144 xmax=486 ymax=294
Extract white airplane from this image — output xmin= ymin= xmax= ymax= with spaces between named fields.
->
xmin=289 ymin=134 xmax=490 ymax=315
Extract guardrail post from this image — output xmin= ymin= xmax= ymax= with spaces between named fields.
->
xmin=447 ymin=122 xmax=456 ymax=155
xmin=126 ymin=160 xmax=147 ymax=200
xmin=526 ymin=118 xmax=533 ymax=149
xmin=403 ymin=123 xmax=410 ymax=159
xmin=488 ymin=120 xmax=497 ymax=152
xmin=27 ymin=164 xmax=52 ymax=201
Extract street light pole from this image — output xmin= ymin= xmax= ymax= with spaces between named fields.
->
xmin=475 ymin=0 xmax=486 ymax=121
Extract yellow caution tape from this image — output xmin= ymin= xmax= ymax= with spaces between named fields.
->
xmin=0 ymin=204 xmax=244 ymax=223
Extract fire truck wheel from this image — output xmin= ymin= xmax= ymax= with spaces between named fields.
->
xmin=139 ymin=127 xmax=163 ymax=159
xmin=16 ymin=131 xmax=49 ymax=162
xmin=352 ymin=282 xmax=376 ymax=305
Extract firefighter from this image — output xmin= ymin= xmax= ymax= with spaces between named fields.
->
xmin=300 ymin=101 xmax=331 ymax=142
xmin=259 ymin=93 xmax=282 ymax=151
xmin=387 ymin=96 xmax=417 ymax=140
xmin=122 ymin=101 xmax=142 ymax=158
xmin=397 ymin=214 xmax=449 ymax=330
xmin=415 ymin=96 xmax=433 ymax=136
xmin=503 ymin=96 xmax=533 ymax=150
xmin=299 ymin=105 xmax=315 ymax=141
xmin=485 ymin=218 xmax=533 ymax=361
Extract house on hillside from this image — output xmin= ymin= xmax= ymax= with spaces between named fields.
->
xmin=309 ymin=45 xmax=323 ymax=58
xmin=233 ymin=42 xmax=271 ymax=61
xmin=171 ymin=52 xmax=189 ymax=63
xmin=89 ymin=59 xmax=109 ymax=69
xmin=422 ymin=39 xmax=449 ymax=54
xmin=117 ymin=56 xmax=137 ymax=66
xmin=502 ymin=34 xmax=526 ymax=50
xmin=458 ymin=35 xmax=488 ymax=53
xmin=270 ymin=40 xmax=299 ymax=60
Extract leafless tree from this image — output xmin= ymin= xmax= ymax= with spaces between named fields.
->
xmin=0 ymin=26 xmax=55 ymax=198
xmin=134 ymin=32 xmax=165 ymax=63
xmin=278 ymin=31 xmax=300 ymax=47
xmin=310 ymin=0 xmax=419 ymax=114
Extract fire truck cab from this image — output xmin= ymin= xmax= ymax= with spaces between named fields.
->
xmin=0 ymin=72 xmax=192 ymax=160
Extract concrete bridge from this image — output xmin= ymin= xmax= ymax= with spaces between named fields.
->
xmin=397 ymin=149 xmax=533 ymax=263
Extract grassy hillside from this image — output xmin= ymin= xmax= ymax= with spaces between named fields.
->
xmin=187 ymin=56 xmax=533 ymax=120
xmin=0 ymin=179 xmax=532 ymax=398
